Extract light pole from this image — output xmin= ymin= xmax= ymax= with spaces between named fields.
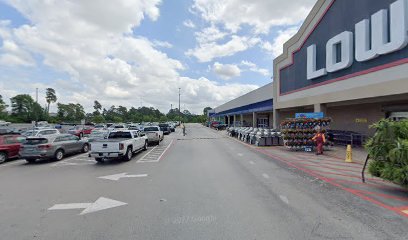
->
xmin=178 ymin=88 xmax=181 ymax=124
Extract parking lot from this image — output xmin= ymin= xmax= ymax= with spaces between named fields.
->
xmin=0 ymin=124 xmax=407 ymax=240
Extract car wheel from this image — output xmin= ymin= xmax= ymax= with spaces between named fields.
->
xmin=143 ymin=141 xmax=148 ymax=151
xmin=54 ymin=149 xmax=64 ymax=161
xmin=26 ymin=158 xmax=36 ymax=163
xmin=95 ymin=158 xmax=104 ymax=163
xmin=123 ymin=147 xmax=133 ymax=161
xmin=156 ymin=140 xmax=160 ymax=146
xmin=82 ymin=144 xmax=89 ymax=153
xmin=0 ymin=152 xmax=7 ymax=164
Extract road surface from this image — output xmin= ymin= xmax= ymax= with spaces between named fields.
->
xmin=0 ymin=123 xmax=407 ymax=239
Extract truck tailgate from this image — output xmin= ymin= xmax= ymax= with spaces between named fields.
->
xmin=91 ymin=141 xmax=121 ymax=153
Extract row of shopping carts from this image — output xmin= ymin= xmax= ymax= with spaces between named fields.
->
xmin=227 ymin=127 xmax=283 ymax=146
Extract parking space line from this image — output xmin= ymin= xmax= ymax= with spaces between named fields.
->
xmin=158 ymin=139 xmax=174 ymax=161
xmin=138 ymin=139 xmax=174 ymax=163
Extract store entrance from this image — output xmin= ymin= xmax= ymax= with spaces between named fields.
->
xmin=388 ymin=112 xmax=408 ymax=121
xmin=257 ymin=118 xmax=269 ymax=128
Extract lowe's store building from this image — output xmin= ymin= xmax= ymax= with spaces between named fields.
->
xmin=211 ymin=83 xmax=273 ymax=128
xmin=213 ymin=0 xmax=408 ymax=136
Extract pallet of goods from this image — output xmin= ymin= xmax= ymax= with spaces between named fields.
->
xmin=280 ymin=118 xmax=332 ymax=151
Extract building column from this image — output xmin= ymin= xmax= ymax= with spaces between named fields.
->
xmin=240 ymin=114 xmax=243 ymax=127
xmin=314 ymin=103 xmax=327 ymax=116
xmin=252 ymin=112 xmax=257 ymax=128
xmin=233 ymin=115 xmax=236 ymax=127
xmin=273 ymin=109 xmax=280 ymax=129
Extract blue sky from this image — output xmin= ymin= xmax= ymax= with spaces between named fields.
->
xmin=0 ymin=0 xmax=316 ymax=114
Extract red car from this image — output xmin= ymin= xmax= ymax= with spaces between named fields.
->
xmin=67 ymin=126 xmax=94 ymax=138
xmin=0 ymin=134 xmax=26 ymax=163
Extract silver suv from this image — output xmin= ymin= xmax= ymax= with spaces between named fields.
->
xmin=20 ymin=134 xmax=89 ymax=163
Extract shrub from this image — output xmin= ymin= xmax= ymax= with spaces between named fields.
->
xmin=366 ymin=119 xmax=408 ymax=187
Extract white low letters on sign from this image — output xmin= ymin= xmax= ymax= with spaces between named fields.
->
xmin=307 ymin=0 xmax=408 ymax=80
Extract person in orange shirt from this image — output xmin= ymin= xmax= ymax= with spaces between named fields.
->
xmin=312 ymin=129 xmax=326 ymax=155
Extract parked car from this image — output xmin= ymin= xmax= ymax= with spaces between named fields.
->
xmin=128 ymin=124 xmax=143 ymax=131
xmin=158 ymin=123 xmax=171 ymax=135
xmin=93 ymin=124 xmax=107 ymax=130
xmin=0 ymin=120 xmax=11 ymax=126
xmin=88 ymin=129 xmax=109 ymax=142
xmin=19 ymin=134 xmax=89 ymax=163
xmin=22 ymin=128 xmax=60 ymax=137
xmin=108 ymin=123 xmax=128 ymax=131
xmin=143 ymin=126 xmax=163 ymax=145
xmin=68 ymin=125 xmax=94 ymax=138
xmin=89 ymin=130 xmax=148 ymax=162
xmin=166 ymin=122 xmax=176 ymax=132
xmin=0 ymin=134 xmax=26 ymax=163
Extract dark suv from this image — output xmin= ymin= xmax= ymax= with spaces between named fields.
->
xmin=158 ymin=123 xmax=171 ymax=135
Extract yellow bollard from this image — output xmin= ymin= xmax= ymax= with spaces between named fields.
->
xmin=345 ymin=144 xmax=353 ymax=163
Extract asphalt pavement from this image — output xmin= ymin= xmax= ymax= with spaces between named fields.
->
xmin=0 ymin=123 xmax=407 ymax=240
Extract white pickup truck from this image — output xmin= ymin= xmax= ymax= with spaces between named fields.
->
xmin=89 ymin=130 xmax=148 ymax=162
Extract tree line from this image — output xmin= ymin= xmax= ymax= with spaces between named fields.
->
xmin=0 ymin=88 xmax=211 ymax=124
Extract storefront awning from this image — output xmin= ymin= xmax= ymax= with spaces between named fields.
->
xmin=212 ymin=99 xmax=273 ymax=117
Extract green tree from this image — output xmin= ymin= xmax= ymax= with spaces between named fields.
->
xmin=10 ymin=94 xmax=45 ymax=122
xmin=57 ymin=103 xmax=85 ymax=122
xmin=74 ymin=103 xmax=85 ymax=121
xmin=45 ymin=88 xmax=57 ymax=114
xmin=203 ymin=107 xmax=212 ymax=116
xmin=93 ymin=100 xmax=102 ymax=115
xmin=0 ymin=95 xmax=8 ymax=118
xmin=92 ymin=115 xmax=105 ymax=123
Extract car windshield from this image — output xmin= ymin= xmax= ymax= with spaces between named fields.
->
xmin=24 ymin=138 xmax=48 ymax=145
xmin=108 ymin=132 xmax=132 ymax=139
xmin=23 ymin=130 xmax=39 ymax=136
xmin=114 ymin=125 xmax=125 ymax=128
xmin=143 ymin=127 xmax=158 ymax=131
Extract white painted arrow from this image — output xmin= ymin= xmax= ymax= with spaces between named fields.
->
xmin=48 ymin=197 xmax=127 ymax=215
xmin=98 ymin=172 xmax=148 ymax=181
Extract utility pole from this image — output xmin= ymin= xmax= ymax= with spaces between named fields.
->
xmin=178 ymin=88 xmax=181 ymax=124
xmin=36 ymin=88 xmax=38 ymax=103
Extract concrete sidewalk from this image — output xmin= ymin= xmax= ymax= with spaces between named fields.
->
xmin=324 ymin=145 xmax=368 ymax=164
xmin=218 ymin=129 xmax=408 ymax=218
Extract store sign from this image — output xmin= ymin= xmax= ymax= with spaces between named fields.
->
xmin=355 ymin=118 xmax=368 ymax=123
xmin=279 ymin=0 xmax=408 ymax=95
xmin=295 ymin=112 xmax=324 ymax=119
xmin=307 ymin=0 xmax=408 ymax=80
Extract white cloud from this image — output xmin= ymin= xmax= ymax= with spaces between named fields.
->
xmin=183 ymin=19 xmax=196 ymax=28
xmin=195 ymin=25 xmax=227 ymax=44
xmin=240 ymin=60 xmax=270 ymax=77
xmin=186 ymin=35 xmax=260 ymax=62
xmin=191 ymin=0 xmax=316 ymax=34
xmin=212 ymin=62 xmax=241 ymax=80
xmin=153 ymin=40 xmax=173 ymax=48
xmin=261 ymin=26 xmax=299 ymax=57
xmin=0 ymin=0 xmax=259 ymax=114
xmin=0 ymin=22 xmax=35 ymax=67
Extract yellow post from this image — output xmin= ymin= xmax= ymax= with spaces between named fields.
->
xmin=345 ymin=144 xmax=353 ymax=163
